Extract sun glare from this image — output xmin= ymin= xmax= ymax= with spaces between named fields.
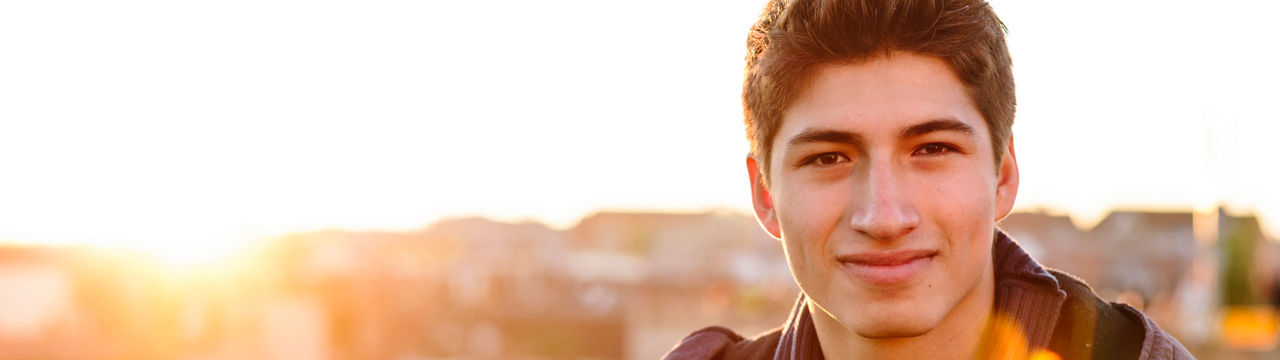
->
xmin=136 ymin=235 xmax=254 ymax=270
xmin=21 ymin=227 xmax=266 ymax=271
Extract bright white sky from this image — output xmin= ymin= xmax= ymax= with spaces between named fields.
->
xmin=0 ymin=0 xmax=1277 ymax=258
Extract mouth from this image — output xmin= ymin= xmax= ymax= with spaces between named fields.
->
xmin=837 ymin=250 xmax=937 ymax=286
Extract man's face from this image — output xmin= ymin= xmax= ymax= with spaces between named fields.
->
xmin=748 ymin=52 xmax=1018 ymax=338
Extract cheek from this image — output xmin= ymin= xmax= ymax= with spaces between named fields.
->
xmin=920 ymin=169 xmax=997 ymax=220
xmin=774 ymin=182 xmax=851 ymax=267
xmin=775 ymin=184 xmax=849 ymax=242
xmin=918 ymin=173 xmax=997 ymax=260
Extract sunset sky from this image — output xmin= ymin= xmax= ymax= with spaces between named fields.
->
xmin=1 ymin=0 xmax=1276 ymax=260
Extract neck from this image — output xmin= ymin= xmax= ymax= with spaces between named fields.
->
xmin=810 ymin=262 xmax=995 ymax=359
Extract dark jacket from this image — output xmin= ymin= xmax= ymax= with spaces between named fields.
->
xmin=662 ymin=232 xmax=1194 ymax=360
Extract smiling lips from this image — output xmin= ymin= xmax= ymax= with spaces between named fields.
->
xmin=838 ymin=250 xmax=938 ymax=285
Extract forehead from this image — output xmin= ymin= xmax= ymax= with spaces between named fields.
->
xmin=777 ymin=52 xmax=989 ymax=144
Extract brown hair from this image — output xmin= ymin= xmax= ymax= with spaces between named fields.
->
xmin=745 ymin=0 xmax=1015 ymax=181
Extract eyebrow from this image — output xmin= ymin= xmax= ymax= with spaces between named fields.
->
xmin=900 ymin=118 xmax=978 ymax=140
xmin=785 ymin=128 xmax=864 ymax=150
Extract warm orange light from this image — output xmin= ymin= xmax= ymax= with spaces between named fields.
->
xmin=1221 ymin=306 xmax=1279 ymax=350
xmin=986 ymin=313 xmax=1030 ymax=358
xmin=1030 ymin=350 xmax=1063 ymax=360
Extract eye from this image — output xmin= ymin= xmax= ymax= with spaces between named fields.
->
xmin=913 ymin=143 xmax=957 ymax=156
xmin=803 ymin=152 xmax=851 ymax=166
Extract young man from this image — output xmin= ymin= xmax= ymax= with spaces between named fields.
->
xmin=664 ymin=0 xmax=1193 ymax=359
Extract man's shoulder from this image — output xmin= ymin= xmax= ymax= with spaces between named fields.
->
xmin=661 ymin=326 xmax=782 ymax=360
xmin=1047 ymin=269 xmax=1194 ymax=360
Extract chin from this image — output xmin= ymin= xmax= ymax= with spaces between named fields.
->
xmin=853 ymin=324 xmax=932 ymax=339
xmin=845 ymin=305 xmax=943 ymax=339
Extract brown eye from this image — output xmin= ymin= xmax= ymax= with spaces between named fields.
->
xmin=914 ymin=143 xmax=955 ymax=156
xmin=811 ymin=153 xmax=850 ymax=166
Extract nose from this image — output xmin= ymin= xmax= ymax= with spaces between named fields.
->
xmin=849 ymin=159 xmax=920 ymax=241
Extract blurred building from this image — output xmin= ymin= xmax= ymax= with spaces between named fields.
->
xmin=1002 ymin=211 xmax=1200 ymax=302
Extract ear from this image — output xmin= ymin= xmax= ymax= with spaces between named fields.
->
xmin=748 ymin=156 xmax=783 ymax=239
xmin=994 ymin=138 xmax=1020 ymax=221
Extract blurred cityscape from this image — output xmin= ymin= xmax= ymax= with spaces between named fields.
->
xmin=0 ymin=208 xmax=1277 ymax=359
